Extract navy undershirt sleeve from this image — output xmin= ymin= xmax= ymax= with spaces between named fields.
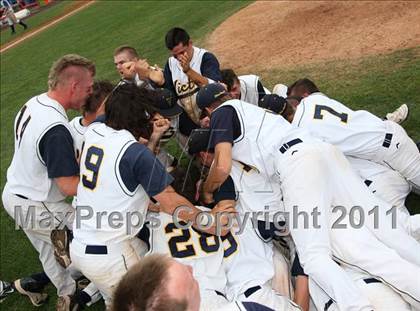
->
xmin=213 ymin=176 xmax=236 ymax=204
xmin=257 ymin=80 xmax=266 ymax=101
xmin=163 ymin=61 xmax=177 ymax=95
xmin=292 ymin=253 xmax=307 ymax=277
xmin=39 ymin=125 xmax=79 ymax=178
xmin=119 ymin=143 xmax=174 ymax=197
xmin=200 ymin=52 xmax=222 ymax=82
xmin=209 ymin=106 xmax=241 ymax=148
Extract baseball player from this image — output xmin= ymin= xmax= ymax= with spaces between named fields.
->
xmin=0 ymin=0 xmax=27 ymax=34
xmin=221 ymin=69 xmax=271 ymax=106
xmin=196 ymin=83 xmax=420 ymax=310
xmin=162 ymin=27 xmax=222 ymax=143
xmin=69 ymin=80 xmax=114 ymax=161
xmin=113 ymin=254 xmax=280 ymax=311
xmin=292 ymin=254 xmax=411 ymax=311
xmin=146 ymin=206 xmax=230 ymax=310
xmin=1 ymin=54 xmax=95 ymax=307
xmin=70 ymin=83 xmax=229 ymax=307
xmin=347 ymin=156 xmax=420 ymax=241
xmin=113 ymin=45 xmax=164 ymax=88
xmin=188 ymin=129 xmax=301 ymax=310
xmin=260 ymin=93 xmax=420 ymax=240
xmin=286 ymin=78 xmax=420 ymax=193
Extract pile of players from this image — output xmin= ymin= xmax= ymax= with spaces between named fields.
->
xmin=1 ymin=27 xmax=419 ymax=311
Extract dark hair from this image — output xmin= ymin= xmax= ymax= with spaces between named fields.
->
xmin=281 ymin=100 xmax=296 ymax=121
xmin=288 ymin=78 xmax=319 ymax=96
xmin=112 ymin=255 xmax=188 ymax=311
xmin=165 ymin=27 xmax=190 ymax=50
xmin=113 ymin=45 xmax=139 ymax=59
xmin=104 ymin=83 xmax=156 ymax=139
xmin=220 ymin=69 xmax=239 ymax=92
xmin=83 ymin=80 xmax=114 ymax=115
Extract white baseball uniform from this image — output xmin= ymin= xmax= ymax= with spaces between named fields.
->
xmin=222 ymin=214 xmax=299 ymax=311
xmin=238 ymin=74 xmax=270 ymax=106
xmin=69 ymin=116 xmax=86 ymax=160
xmin=168 ymin=46 xmax=217 ymax=125
xmin=229 ymin=159 xmax=293 ymax=298
xmin=292 ymin=92 xmax=420 ymax=191
xmin=213 ymin=99 xmax=420 ymax=309
xmin=2 ymin=93 xmax=76 ymax=296
xmin=308 ymin=267 xmax=411 ymax=311
xmin=70 ymin=122 xmax=155 ymax=307
xmin=147 ymin=209 xmax=230 ymax=310
xmin=348 ymin=156 xmax=420 ymax=241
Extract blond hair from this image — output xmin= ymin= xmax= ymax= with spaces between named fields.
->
xmin=48 ymin=54 xmax=95 ymax=90
xmin=113 ymin=45 xmax=139 ymax=59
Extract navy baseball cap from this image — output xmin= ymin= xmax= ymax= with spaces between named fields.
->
xmin=259 ymin=94 xmax=287 ymax=114
xmin=188 ymin=128 xmax=211 ymax=155
xmin=152 ymin=88 xmax=183 ymax=118
xmin=196 ymin=83 xmax=228 ymax=110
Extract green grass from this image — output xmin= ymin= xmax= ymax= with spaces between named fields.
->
xmin=0 ymin=1 xmax=250 ymax=309
xmin=1 ymin=1 xmax=419 ymax=309
xmin=0 ymin=1 xmax=77 ymax=46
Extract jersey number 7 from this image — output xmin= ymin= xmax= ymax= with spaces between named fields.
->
xmin=313 ymin=104 xmax=348 ymax=123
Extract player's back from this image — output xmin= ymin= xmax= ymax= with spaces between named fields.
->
xmin=219 ymin=99 xmax=312 ymax=179
xmin=69 ymin=116 xmax=86 ymax=159
xmin=6 ymin=93 xmax=71 ymax=202
xmin=75 ymin=122 xmax=149 ymax=245
xmin=148 ymin=209 xmax=226 ymax=295
xmin=293 ymin=92 xmax=387 ymax=158
xmin=222 ymin=215 xmax=274 ymax=301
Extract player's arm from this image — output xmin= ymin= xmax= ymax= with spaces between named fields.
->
xmin=209 ymin=175 xmax=237 ymax=236
xmin=294 ymin=276 xmax=310 ymax=311
xmin=202 ymin=107 xmax=237 ymax=203
xmin=123 ymin=143 xmax=229 ymax=235
xmin=292 ymin=254 xmax=310 ymax=311
xmin=55 ymin=176 xmax=79 ymax=196
xmin=203 ymin=142 xmax=232 ymax=201
xmin=39 ymin=125 xmax=80 ymax=197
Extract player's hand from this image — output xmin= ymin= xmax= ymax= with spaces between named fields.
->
xmin=211 ymin=201 xmax=236 ymax=235
xmin=135 ymin=59 xmax=150 ymax=80
xmin=199 ymin=116 xmax=210 ymax=128
xmin=149 ymin=68 xmax=164 ymax=85
xmin=201 ymin=191 xmax=214 ymax=205
xmin=121 ymin=61 xmax=137 ymax=79
xmin=179 ymin=52 xmax=191 ymax=73
xmin=152 ymin=118 xmax=171 ymax=138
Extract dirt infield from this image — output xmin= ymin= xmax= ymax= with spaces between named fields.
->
xmin=206 ymin=1 xmax=420 ymax=71
xmin=0 ymin=1 xmax=94 ymax=53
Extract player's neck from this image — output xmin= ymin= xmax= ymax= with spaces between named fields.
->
xmin=47 ymin=90 xmax=70 ymax=111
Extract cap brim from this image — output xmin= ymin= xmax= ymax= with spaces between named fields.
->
xmin=158 ymin=104 xmax=183 ymax=118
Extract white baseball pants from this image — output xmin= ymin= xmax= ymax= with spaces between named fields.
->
xmin=374 ymin=120 xmax=420 ymax=193
xmin=2 ymin=184 xmax=76 ymax=296
xmin=276 ymin=142 xmax=373 ymax=311
xmin=70 ymin=238 xmax=141 ymax=307
xmin=238 ymin=282 xmax=301 ymax=310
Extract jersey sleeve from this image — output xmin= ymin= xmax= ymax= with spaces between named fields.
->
xmin=119 ymin=143 xmax=174 ymax=197
xmin=257 ymin=80 xmax=266 ymax=101
xmin=38 ymin=124 xmax=79 ymax=178
xmin=213 ymin=176 xmax=236 ymax=204
xmin=209 ymin=106 xmax=241 ymax=148
xmin=201 ymin=52 xmax=222 ymax=82
xmin=163 ymin=61 xmax=177 ymax=95
xmin=291 ymin=253 xmax=307 ymax=277
xmin=292 ymin=100 xmax=307 ymax=127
